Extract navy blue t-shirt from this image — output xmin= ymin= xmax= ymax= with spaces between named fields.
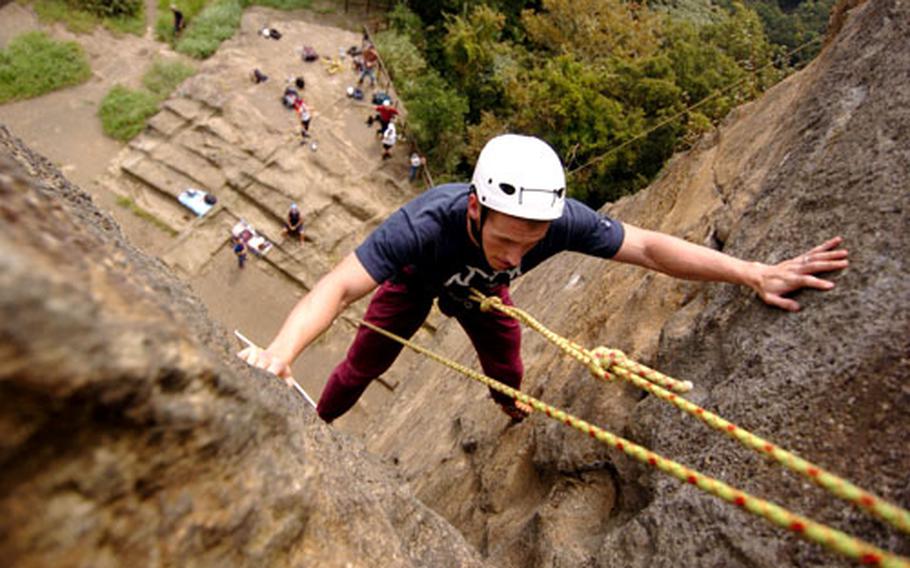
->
xmin=355 ymin=183 xmax=624 ymax=301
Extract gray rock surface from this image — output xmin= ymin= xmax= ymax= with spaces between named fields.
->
xmin=0 ymin=125 xmax=486 ymax=567
xmin=364 ymin=0 xmax=910 ymax=566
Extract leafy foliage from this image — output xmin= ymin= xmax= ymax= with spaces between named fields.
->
xmin=0 ymin=32 xmax=91 ymax=103
xmin=719 ymin=0 xmax=835 ymax=63
xmin=32 ymin=0 xmax=145 ymax=35
xmin=522 ymin=0 xmax=662 ymax=62
xmin=99 ymin=59 xmax=196 ymax=141
xmin=401 ymin=70 xmax=469 ymax=173
xmin=375 ymin=29 xmax=427 ymax=81
xmin=98 ymin=85 xmax=160 ymax=141
xmin=174 ymin=0 xmax=244 ymax=59
xmin=375 ymin=23 xmax=469 ymax=175
xmin=142 ymin=59 xmax=197 ymax=98
xmin=69 ymin=0 xmax=142 ymax=18
xmin=155 ymin=0 xmax=209 ymax=43
xmin=252 ymin=0 xmax=312 ymax=9
xmin=395 ymin=0 xmax=789 ymax=207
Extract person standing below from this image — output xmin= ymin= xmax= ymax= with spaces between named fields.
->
xmin=358 ymin=45 xmax=379 ymax=88
xmin=409 ymin=152 xmax=424 ymax=182
xmin=373 ymin=100 xmax=399 ymax=137
xmin=294 ymin=98 xmax=312 ymax=142
xmin=170 ymin=4 xmax=185 ymax=36
xmin=238 ymin=134 xmax=848 ymax=423
xmin=232 ymin=237 xmax=247 ymax=269
xmin=283 ymin=203 xmax=305 ymax=243
xmin=381 ymin=121 xmax=397 ymax=160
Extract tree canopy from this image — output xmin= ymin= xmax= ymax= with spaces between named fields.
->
xmin=385 ymin=0 xmax=819 ymax=207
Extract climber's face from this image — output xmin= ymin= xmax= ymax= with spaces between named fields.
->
xmin=467 ymin=193 xmax=550 ymax=271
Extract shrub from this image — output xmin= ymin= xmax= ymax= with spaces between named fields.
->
xmin=99 ymin=58 xmax=196 ymax=141
xmin=98 ymin=85 xmax=160 ymax=140
xmin=401 ymin=70 xmax=469 ymax=173
xmin=174 ymin=0 xmax=244 ymax=59
xmin=374 ymin=30 xmax=427 ymax=85
xmin=0 ymin=31 xmax=91 ymax=103
xmin=252 ymin=0 xmax=313 ymax=9
xmin=33 ymin=0 xmax=145 ymax=35
xmin=69 ymin=0 xmax=142 ymax=18
xmin=142 ymin=59 xmax=196 ymax=98
xmin=155 ymin=0 xmax=207 ymax=42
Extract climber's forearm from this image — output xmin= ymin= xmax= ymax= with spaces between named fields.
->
xmin=613 ymin=224 xmax=762 ymax=289
xmin=267 ymin=252 xmax=378 ymax=366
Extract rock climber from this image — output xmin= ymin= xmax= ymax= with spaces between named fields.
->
xmin=238 ymin=134 xmax=849 ymax=423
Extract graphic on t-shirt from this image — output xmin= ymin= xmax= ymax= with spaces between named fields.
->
xmin=443 ymin=264 xmax=522 ymax=289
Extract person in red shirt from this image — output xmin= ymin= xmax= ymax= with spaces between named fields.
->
xmin=373 ymin=100 xmax=399 ymax=136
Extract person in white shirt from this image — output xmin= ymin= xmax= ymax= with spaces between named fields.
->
xmin=381 ymin=121 xmax=397 ymax=160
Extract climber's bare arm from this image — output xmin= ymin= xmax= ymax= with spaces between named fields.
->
xmin=613 ymin=225 xmax=848 ymax=312
xmin=238 ymin=252 xmax=378 ymax=377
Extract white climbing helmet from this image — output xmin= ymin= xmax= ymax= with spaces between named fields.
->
xmin=471 ymin=134 xmax=566 ymax=221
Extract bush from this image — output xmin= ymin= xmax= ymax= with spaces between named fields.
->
xmin=69 ymin=0 xmax=142 ymax=18
xmin=174 ymin=0 xmax=244 ymax=59
xmin=252 ymin=0 xmax=313 ymax=9
xmin=98 ymin=85 xmax=160 ymax=140
xmin=99 ymin=58 xmax=196 ymax=141
xmin=33 ymin=0 xmax=145 ymax=35
xmin=0 ymin=32 xmax=91 ymax=103
xmin=374 ymin=30 xmax=427 ymax=84
xmin=401 ymin=71 xmax=469 ymax=173
xmin=142 ymin=59 xmax=196 ymax=98
xmin=155 ymin=0 xmax=208 ymax=42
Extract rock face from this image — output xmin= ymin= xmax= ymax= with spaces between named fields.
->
xmin=0 ymin=126 xmax=486 ymax=566
xmin=364 ymin=0 xmax=909 ymax=566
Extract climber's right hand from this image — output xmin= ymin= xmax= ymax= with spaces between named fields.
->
xmin=237 ymin=346 xmax=293 ymax=379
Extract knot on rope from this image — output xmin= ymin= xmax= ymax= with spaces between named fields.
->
xmin=592 ymin=346 xmax=624 ymax=370
xmin=477 ymin=294 xmax=504 ymax=313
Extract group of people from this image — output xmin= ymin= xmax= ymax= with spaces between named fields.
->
xmin=232 ymin=203 xmax=304 ymax=269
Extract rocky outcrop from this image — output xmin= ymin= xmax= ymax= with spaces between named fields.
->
xmin=364 ymin=0 xmax=910 ymax=566
xmin=0 ymin=126 xmax=486 ymax=566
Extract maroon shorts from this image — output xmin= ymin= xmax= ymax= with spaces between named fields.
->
xmin=316 ymin=280 xmax=523 ymax=422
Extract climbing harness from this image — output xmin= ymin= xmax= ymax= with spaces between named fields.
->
xmin=341 ymin=293 xmax=909 ymax=567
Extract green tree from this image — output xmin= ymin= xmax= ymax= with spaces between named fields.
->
xmin=375 ymin=29 xmax=427 ymax=83
xmin=442 ymin=5 xmax=520 ymax=121
xmin=401 ymin=70 xmax=469 ymax=174
xmin=522 ymin=0 xmax=662 ymax=63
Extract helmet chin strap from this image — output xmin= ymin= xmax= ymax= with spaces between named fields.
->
xmin=468 ymin=189 xmax=490 ymax=260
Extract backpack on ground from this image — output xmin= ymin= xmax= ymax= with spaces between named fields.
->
xmin=302 ymin=46 xmax=318 ymax=62
xmin=372 ymin=91 xmax=390 ymax=105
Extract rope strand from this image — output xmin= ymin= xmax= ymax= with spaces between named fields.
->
xmin=348 ymin=314 xmax=909 ymax=568
xmin=468 ymin=290 xmax=910 ymax=537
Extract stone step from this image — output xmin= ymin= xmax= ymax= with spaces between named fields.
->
xmin=147 ymin=107 xmax=188 ymax=138
xmin=150 ymin=140 xmax=227 ymax=192
xmin=121 ymin=154 xmax=197 ymax=200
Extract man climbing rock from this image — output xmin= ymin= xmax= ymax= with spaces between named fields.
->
xmin=239 ymin=135 xmax=848 ymax=423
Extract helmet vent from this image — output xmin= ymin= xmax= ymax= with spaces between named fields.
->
xmin=499 ymin=183 xmax=516 ymax=195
